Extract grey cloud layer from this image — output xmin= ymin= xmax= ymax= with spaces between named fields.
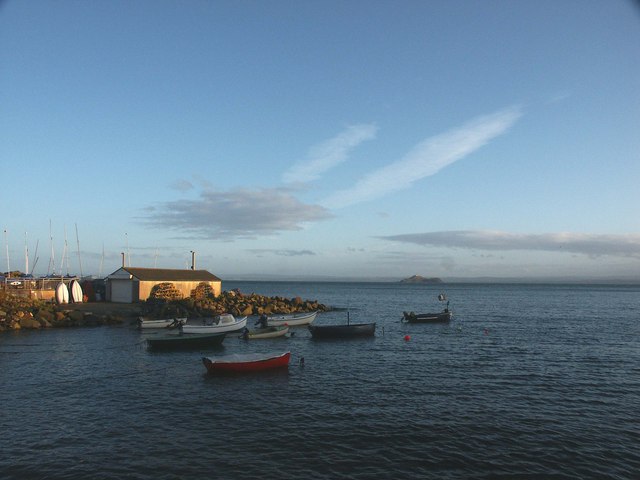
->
xmin=380 ymin=231 xmax=640 ymax=258
xmin=143 ymin=188 xmax=331 ymax=239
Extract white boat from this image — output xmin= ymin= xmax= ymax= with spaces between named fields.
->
xmin=138 ymin=317 xmax=187 ymax=329
xmin=70 ymin=279 xmax=83 ymax=303
xmin=55 ymin=282 xmax=69 ymax=304
xmin=181 ymin=314 xmax=247 ymax=334
xmin=266 ymin=311 xmax=317 ymax=327
xmin=241 ymin=325 xmax=289 ymax=339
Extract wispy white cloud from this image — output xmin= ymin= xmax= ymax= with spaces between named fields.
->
xmin=282 ymin=124 xmax=378 ymax=184
xmin=247 ymin=249 xmax=316 ymax=257
xmin=142 ymin=187 xmax=332 ymax=240
xmin=380 ymin=230 xmax=640 ymax=258
xmin=169 ymin=179 xmax=194 ymax=192
xmin=322 ymin=106 xmax=522 ymax=208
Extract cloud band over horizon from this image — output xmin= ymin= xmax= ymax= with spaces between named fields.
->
xmin=380 ymin=230 xmax=640 ymax=258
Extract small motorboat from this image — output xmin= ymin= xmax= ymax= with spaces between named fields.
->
xmin=147 ymin=332 xmax=226 ymax=351
xmin=266 ymin=311 xmax=317 ymax=327
xmin=402 ymin=293 xmax=453 ymax=323
xmin=242 ymin=326 xmax=289 ymax=339
xmin=138 ymin=317 xmax=187 ymax=329
xmin=202 ymin=351 xmax=291 ymax=374
xmin=402 ymin=311 xmax=452 ymax=323
xmin=181 ymin=314 xmax=247 ymax=334
xmin=308 ymin=322 xmax=376 ymax=339
xmin=308 ymin=312 xmax=375 ymax=339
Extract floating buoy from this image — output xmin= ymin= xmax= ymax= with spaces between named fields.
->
xmin=404 ymin=335 xmax=411 ymax=341
xmin=484 ymin=328 xmax=489 ymax=335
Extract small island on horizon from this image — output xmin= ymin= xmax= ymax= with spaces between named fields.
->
xmin=399 ymin=275 xmax=443 ymax=284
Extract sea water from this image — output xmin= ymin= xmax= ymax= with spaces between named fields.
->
xmin=1 ymin=282 xmax=639 ymax=479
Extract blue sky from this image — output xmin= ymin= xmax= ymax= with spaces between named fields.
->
xmin=1 ymin=0 xmax=639 ymax=281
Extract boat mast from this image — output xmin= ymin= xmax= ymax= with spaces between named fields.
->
xmin=31 ymin=239 xmax=39 ymax=275
xmin=75 ymin=223 xmax=83 ymax=278
xmin=48 ymin=219 xmax=55 ymax=276
xmin=58 ymin=225 xmax=69 ymax=277
xmin=3 ymin=229 xmax=9 ymax=275
xmin=24 ymin=231 xmax=29 ymax=275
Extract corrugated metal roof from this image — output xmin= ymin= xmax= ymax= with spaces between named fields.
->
xmin=123 ymin=267 xmax=221 ymax=282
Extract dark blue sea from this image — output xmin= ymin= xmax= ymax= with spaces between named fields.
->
xmin=1 ymin=282 xmax=639 ymax=479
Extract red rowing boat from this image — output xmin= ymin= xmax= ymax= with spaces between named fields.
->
xmin=202 ymin=351 xmax=290 ymax=374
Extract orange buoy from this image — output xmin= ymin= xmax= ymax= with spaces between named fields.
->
xmin=404 ymin=335 xmax=411 ymax=341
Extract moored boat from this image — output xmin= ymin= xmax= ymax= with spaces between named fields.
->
xmin=147 ymin=332 xmax=226 ymax=351
xmin=402 ymin=293 xmax=453 ymax=323
xmin=308 ymin=322 xmax=376 ymax=339
xmin=402 ymin=310 xmax=452 ymax=323
xmin=181 ymin=314 xmax=247 ymax=334
xmin=266 ymin=311 xmax=317 ymax=327
xmin=138 ymin=317 xmax=187 ymax=329
xmin=202 ymin=351 xmax=291 ymax=374
xmin=242 ymin=326 xmax=289 ymax=339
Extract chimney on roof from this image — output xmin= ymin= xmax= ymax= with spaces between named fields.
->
xmin=190 ymin=251 xmax=196 ymax=270
xmin=121 ymin=252 xmax=125 ymax=268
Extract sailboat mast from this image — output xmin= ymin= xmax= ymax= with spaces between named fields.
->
xmin=75 ymin=223 xmax=83 ymax=278
xmin=48 ymin=219 xmax=55 ymax=276
xmin=24 ymin=231 xmax=29 ymax=275
xmin=31 ymin=239 xmax=39 ymax=276
xmin=58 ymin=225 xmax=69 ymax=277
xmin=3 ymin=229 xmax=9 ymax=275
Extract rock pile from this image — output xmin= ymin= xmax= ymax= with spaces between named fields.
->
xmin=1 ymin=288 xmax=329 ymax=330
xmin=142 ymin=289 xmax=329 ymax=319
xmin=0 ymin=291 xmax=126 ymax=331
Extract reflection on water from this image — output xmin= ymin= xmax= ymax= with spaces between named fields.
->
xmin=2 ymin=282 xmax=639 ymax=479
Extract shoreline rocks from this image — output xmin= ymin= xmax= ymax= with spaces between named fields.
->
xmin=142 ymin=289 xmax=329 ymax=320
xmin=0 ymin=289 xmax=329 ymax=331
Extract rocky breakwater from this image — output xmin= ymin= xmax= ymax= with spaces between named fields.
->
xmin=142 ymin=289 xmax=330 ymax=320
xmin=0 ymin=291 xmax=126 ymax=331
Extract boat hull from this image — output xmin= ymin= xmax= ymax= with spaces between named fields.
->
xmin=147 ymin=332 xmax=226 ymax=351
xmin=202 ymin=351 xmax=290 ymax=374
xmin=55 ymin=282 xmax=69 ymax=304
xmin=138 ymin=317 xmax=187 ymax=329
xmin=402 ymin=311 xmax=452 ymax=323
xmin=308 ymin=323 xmax=376 ymax=339
xmin=267 ymin=311 xmax=317 ymax=327
xmin=182 ymin=316 xmax=247 ymax=334
xmin=245 ymin=326 xmax=289 ymax=339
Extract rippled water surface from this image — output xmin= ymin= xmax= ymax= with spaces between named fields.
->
xmin=2 ymin=282 xmax=639 ymax=479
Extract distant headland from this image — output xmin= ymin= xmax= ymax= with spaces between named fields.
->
xmin=399 ymin=275 xmax=443 ymax=284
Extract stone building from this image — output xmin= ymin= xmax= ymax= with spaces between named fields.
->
xmin=105 ymin=267 xmax=222 ymax=303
